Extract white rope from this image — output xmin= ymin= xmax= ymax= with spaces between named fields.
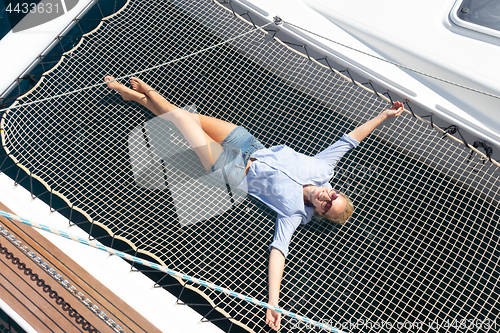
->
xmin=283 ymin=20 xmax=500 ymax=100
xmin=0 ymin=21 xmax=273 ymax=113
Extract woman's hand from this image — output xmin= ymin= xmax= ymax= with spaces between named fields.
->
xmin=381 ymin=101 xmax=405 ymax=119
xmin=266 ymin=305 xmax=282 ymax=331
xmin=348 ymin=101 xmax=405 ymax=142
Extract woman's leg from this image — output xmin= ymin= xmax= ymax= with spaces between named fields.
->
xmin=130 ymin=77 xmax=238 ymax=143
xmin=164 ymin=110 xmax=223 ymax=170
xmin=105 ymin=76 xmax=222 ymax=170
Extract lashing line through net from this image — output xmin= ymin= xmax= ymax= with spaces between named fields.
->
xmin=0 ymin=21 xmax=273 ymax=113
xmin=0 ymin=15 xmax=497 ymax=168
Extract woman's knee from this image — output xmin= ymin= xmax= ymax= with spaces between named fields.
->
xmin=160 ymin=108 xmax=189 ymax=122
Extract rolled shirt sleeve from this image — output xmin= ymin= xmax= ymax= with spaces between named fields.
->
xmin=269 ymin=214 xmax=303 ymax=258
xmin=313 ymin=134 xmax=359 ymax=168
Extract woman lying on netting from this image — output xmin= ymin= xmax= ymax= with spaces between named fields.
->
xmin=105 ymin=75 xmax=404 ymax=331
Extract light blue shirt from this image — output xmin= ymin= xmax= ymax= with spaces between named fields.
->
xmin=239 ymin=134 xmax=359 ymax=258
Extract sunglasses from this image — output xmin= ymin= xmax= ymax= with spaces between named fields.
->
xmin=321 ymin=190 xmax=340 ymax=213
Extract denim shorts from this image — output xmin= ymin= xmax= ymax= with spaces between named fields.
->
xmin=208 ymin=126 xmax=265 ymax=187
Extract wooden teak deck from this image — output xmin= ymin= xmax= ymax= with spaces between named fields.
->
xmin=0 ymin=201 xmax=162 ymax=333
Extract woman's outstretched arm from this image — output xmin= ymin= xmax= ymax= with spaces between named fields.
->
xmin=266 ymin=216 xmax=300 ymax=330
xmin=348 ymin=101 xmax=404 ymax=142
xmin=266 ymin=247 xmax=285 ymax=331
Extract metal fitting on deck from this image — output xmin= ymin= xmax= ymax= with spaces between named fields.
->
xmin=273 ymin=16 xmax=283 ymax=25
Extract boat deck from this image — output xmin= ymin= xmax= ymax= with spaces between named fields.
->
xmin=0 ymin=201 xmax=160 ymax=333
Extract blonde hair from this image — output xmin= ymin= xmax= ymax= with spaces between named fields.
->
xmin=325 ymin=193 xmax=353 ymax=225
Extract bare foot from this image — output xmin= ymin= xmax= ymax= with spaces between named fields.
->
xmin=130 ymin=77 xmax=154 ymax=95
xmin=104 ymin=76 xmax=144 ymax=102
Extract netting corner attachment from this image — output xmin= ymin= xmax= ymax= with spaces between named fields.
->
xmin=21 ymin=74 xmax=38 ymax=87
xmin=273 ymin=16 xmax=283 ymax=25
xmin=467 ymin=140 xmax=493 ymax=165
xmin=421 ymin=113 xmax=435 ymax=128
xmin=440 ymin=125 xmax=469 ymax=148
xmin=382 ymin=90 xmax=394 ymax=104
xmin=404 ymin=100 xmax=417 ymax=118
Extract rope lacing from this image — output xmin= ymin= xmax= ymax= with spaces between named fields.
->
xmin=283 ymin=20 xmax=500 ymax=100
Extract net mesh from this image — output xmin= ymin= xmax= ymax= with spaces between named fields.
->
xmin=2 ymin=0 xmax=500 ymax=332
